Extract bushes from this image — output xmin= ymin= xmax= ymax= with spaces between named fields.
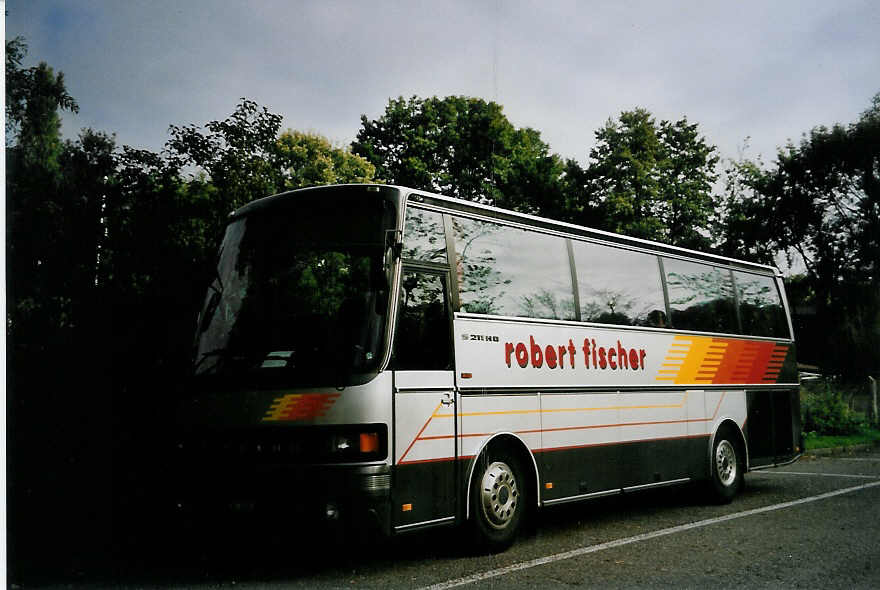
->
xmin=801 ymin=379 xmax=868 ymax=436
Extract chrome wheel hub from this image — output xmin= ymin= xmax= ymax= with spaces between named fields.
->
xmin=480 ymin=461 xmax=519 ymax=530
xmin=715 ymin=440 xmax=737 ymax=486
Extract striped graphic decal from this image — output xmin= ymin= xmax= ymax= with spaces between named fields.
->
xmin=262 ymin=393 xmax=341 ymax=422
xmin=397 ymin=391 xmax=727 ymax=465
xmin=656 ymin=335 xmax=790 ymax=385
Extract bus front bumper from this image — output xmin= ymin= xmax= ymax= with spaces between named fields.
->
xmin=175 ymin=463 xmax=392 ymax=535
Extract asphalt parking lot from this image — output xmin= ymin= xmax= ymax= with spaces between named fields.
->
xmin=42 ymin=449 xmax=880 ymax=589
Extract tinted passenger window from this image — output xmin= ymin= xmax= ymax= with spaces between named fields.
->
xmin=664 ymin=258 xmax=738 ymax=333
xmin=571 ymin=241 xmax=667 ymax=327
xmin=393 ymin=271 xmax=450 ymax=370
xmin=452 ymin=217 xmax=575 ymax=320
xmin=403 ymin=207 xmax=447 ymax=262
xmin=734 ymin=271 xmax=788 ymax=338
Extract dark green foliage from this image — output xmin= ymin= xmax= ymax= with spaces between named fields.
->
xmin=6 ymin=41 xmax=112 ymax=580
xmin=352 ymin=95 xmax=566 ymax=217
xmin=353 ymin=99 xmax=719 ymax=246
xmin=165 ymin=98 xmax=284 ymax=239
xmin=801 ymin=380 xmax=866 ymax=436
xmin=7 ymin=40 xmax=377 ymax=582
xmin=6 ymin=36 xmax=78 ymax=149
xmin=714 ymin=155 xmax=778 ymax=264
xmin=719 ymin=94 xmax=880 ymax=377
xmin=579 ymin=108 xmax=719 ymax=247
xmin=276 ymin=130 xmax=376 ymax=190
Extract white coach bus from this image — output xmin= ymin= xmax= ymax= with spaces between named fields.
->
xmin=179 ymin=184 xmax=802 ymax=551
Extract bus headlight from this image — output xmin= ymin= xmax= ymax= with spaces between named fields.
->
xmin=329 ymin=429 xmax=384 ymax=458
xmin=331 ymin=434 xmax=355 ymax=452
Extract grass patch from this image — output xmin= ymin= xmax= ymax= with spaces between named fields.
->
xmin=804 ymin=429 xmax=880 ymax=451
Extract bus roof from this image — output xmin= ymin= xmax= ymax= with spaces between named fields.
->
xmin=234 ymin=184 xmax=781 ymax=276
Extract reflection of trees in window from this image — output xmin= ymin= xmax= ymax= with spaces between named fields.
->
xmin=452 ymin=216 xmax=574 ymax=320
xmin=519 ymin=288 xmax=576 ymax=321
xmin=736 ymin=273 xmax=776 ymax=305
xmin=572 ymin=241 xmax=666 ymax=327
xmin=664 ymin=258 xmax=737 ymax=333
xmin=453 ymin=217 xmax=509 ymax=315
xmin=403 ymin=207 xmax=447 ymax=262
xmin=734 ymin=270 xmax=787 ymax=337
xmin=394 ymin=272 xmax=449 ymax=370
xmin=198 ymin=214 xmax=384 ymax=378
xmin=401 ymin=271 xmax=443 ymax=309
xmin=581 ymin=288 xmax=653 ymax=326
xmin=279 ymin=251 xmax=371 ymax=317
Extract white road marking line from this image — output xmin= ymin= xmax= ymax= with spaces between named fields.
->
xmin=419 ymin=480 xmax=880 ymax=590
xmin=838 ymin=457 xmax=880 ymax=462
xmin=751 ymin=471 xmax=879 ymax=479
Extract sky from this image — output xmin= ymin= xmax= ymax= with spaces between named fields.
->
xmin=7 ymin=0 xmax=880 ymax=169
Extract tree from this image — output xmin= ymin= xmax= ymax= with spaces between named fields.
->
xmin=6 ymin=41 xmax=120 ymax=578
xmin=5 ymin=37 xmax=79 ymax=168
xmin=714 ymin=149 xmax=778 ymax=264
xmin=719 ymin=94 xmax=880 ymax=376
xmin=6 ymin=37 xmax=84 ymax=343
xmin=768 ymin=96 xmax=879 ymax=376
xmin=352 ymin=95 xmax=565 ymax=216
xmin=166 ymin=100 xmax=378 ymax=244
xmin=768 ymin=97 xmax=879 ymax=288
xmin=582 ymin=108 xmax=719 ymax=247
xmin=585 ymin=109 xmax=664 ymax=239
xmin=275 ymin=129 xmax=375 ymax=190
xmin=656 ymin=117 xmax=720 ymax=249
xmin=165 ymin=98 xmax=284 ymax=236
xmin=557 ymin=158 xmax=604 ymax=229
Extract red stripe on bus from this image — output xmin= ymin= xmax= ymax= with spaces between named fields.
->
xmin=397 ymin=402 xmax=443 ymax=465
xmin=398 ymin=431 xmax=717 ymax=466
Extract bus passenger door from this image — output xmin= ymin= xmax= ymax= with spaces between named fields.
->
xmin=391 ymin=269 xmax=457 ymax=530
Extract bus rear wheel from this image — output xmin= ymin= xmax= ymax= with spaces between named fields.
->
xmin=708 ymin=428 xmax=744 ymax=503
xmin=469 ymin=452 xmax=526 ymax=552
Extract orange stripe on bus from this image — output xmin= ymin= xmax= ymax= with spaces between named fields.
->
xmin=656 ymin=336 xmax=789 ymax=385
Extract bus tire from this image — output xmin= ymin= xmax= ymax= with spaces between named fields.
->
xmin=708 ymin=427 xmax=744 ymax=504
xmin=469 ymin=451 xmax=526 ymax=552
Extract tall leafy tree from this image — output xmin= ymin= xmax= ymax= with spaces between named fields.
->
xmin=6 ymin=37 xmax=83 ymax=342
xmin=6 ymin=37 xmax=79 ymax=153
xmin=582 ymin=108 xmax=719 ymax=247
xmin=352 ymin=95 xmax=565 ymax=216
xmin=714 ymin=149 xmax=776 ymax=263
xmin=165 ymin=98 xmax=284 ymax=236
xmin=275 ymin=129 xmax=376 ymax=190
xmin=5 ymin=40 xmax=118 ymax=577
xmin=166 ymin=100 xmax=377 ymax=242
xmin=656 ymin=117 xmax=720 ymax=248
xmin=742 ymin=96 xmax=879 ymax=375
xmin=767 ymin=97 xmax=879 ymax=289
xmin=586 ymin=109 xmax=664 ymax=239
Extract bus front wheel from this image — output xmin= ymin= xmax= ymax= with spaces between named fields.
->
xmin=708 ymin=428 xmax=744 ymax=503
xmin=469 ymin=452 xmax=525 ymax=552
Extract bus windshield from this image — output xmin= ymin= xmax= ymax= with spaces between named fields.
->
xmin=193 ymin=190 xmax=397 ymax=388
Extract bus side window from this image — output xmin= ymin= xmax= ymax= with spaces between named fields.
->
xmin=663 ymin=258 xmax=738 ymax=334
xmin=571 ymin=240 xmax=667 ymax=327
xmin=403 ymin=207 xmax=447 ymax=263
xmin=733 ymin=270 xmax=788 ymax=338
xmin=393 ymin=271 xmax=451 ymax=370
xmin=451 ymin=216 xmax=575 ymax=320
